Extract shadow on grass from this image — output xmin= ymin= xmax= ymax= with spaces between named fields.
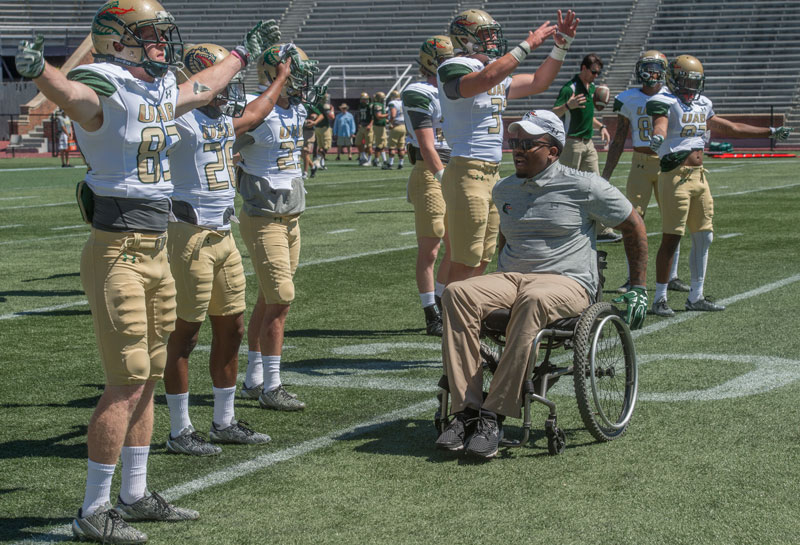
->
xmin=0 ymin=424 xmax=88 ymax=459
xmin=22 ymin=271 xmax=81 ymax=283
xmin=356 ymin=210 xmax=413 ymax=214
xmin=287 ymin=327 xmax=422 ymax=339
xmin=0 ymin=517 xmax=74 ymax=543
xmin=0 ymin=289 xmax=84 ymax=297
xmin=282 ymin=357 xmax=439 ymax=376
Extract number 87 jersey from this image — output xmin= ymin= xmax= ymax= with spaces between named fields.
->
xmin=646 ymin=91 xmax=714 ymax=158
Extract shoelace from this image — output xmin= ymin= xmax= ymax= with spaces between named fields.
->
xmin=234 ymin=420 xmax=255 ymax=436
xmin=102 ymin=509 xmax=127 ymax=542
xmin=148 ymin=491 xmax=175 ymax=518
xmin=188 ymin=431 xmax=208 ymax=446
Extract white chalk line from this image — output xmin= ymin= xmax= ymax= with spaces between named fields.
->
xmin=0 ymin=301 xmax=89 ymax=321
xmin=0 ymin=201 xmax=72 ymax=211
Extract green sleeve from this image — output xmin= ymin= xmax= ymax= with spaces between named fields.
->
xmin=646 ymin=100 xmax=670 ymax=116
xmin=553 ymin=84 xmax=573 ymax=108
xmin=402 ymin=90 xmax=431 ymax=110
xmin=437 ymin=63 xmax=472 ymax=84
xmin=67 ymin=69 xmax=117 ymax=98
xmin=612 ymin=98 xmax=624 ymax=113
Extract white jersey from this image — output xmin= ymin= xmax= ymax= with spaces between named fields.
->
xmin=612 ymin=87 xmax=669 ymax=148
xmin=388 ymin=99 xmax=405 ymax=127
xmin=437 ymin=56 xmax=511 ymax=163
xmin=69 ymin=63 xmax=180 ymax=200
xmin=238 ymin=94 xmax=306 ymax=190
xmin=170 ymin=108 xmax=236 ymax=229
xmin=402 ymin=81 xmax=449 ymax=151
xmin=646 ymin=92 xmax=715 ymax=158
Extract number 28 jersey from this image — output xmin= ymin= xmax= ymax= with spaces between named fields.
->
xmin=237 ymin=96 xmax=307 ymax=190
xmin=68 ymin=62 xmax=180 ymax=200
xmin=170 ymin=109 xmax=236 ymax=229
xmin=646 ymin=92 xmax=715 ymax=158
xmin=437 ymin=56 xmax=511 ymax=163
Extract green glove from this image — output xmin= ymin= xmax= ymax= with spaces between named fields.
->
xmin=238 ymin=20 xmax=282 ymax=64
xmin=612 ymin=286 xmax=648 ymax=330
xmin=16 ymin=35 xmax=45 ymax=79
xmin=770 ymin=126 xmax=792 ymax=142
xmin=309 ymin=84 xmax=328 ymax=109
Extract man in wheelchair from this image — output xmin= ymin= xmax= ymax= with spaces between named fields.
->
xmin=435 ymin=110 xmax=648 ymax=458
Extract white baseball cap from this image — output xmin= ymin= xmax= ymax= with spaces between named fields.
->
xmin=508 ymin=110 xmax=566 ymax=148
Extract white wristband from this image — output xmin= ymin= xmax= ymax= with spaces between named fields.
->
xmin=434 ymin=169 xmax=444 ymax=182
xmin=549 ymin=45 xmax=567 ymax=61
xmin=509 ymin=40 xmax=532 ymax=63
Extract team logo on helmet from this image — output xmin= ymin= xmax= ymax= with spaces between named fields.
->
xmin=185 ymin=45 xmax=217 ymax=72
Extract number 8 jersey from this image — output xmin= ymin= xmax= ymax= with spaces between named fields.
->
xmin=68 ymin=63 xmax=180 ymax=199
xmin=612 ymin=87 xmax=668 ymax=148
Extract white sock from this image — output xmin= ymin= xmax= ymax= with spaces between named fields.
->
xmin=82 ymin=459 xmax=116 ymax=516
xmin=119 ymin=446 xmax=149 ymax=505
xmin=245 ymin=351 xmax=262 ymax=388
xmin=689 ymin=231 xmax=713 ymax=303
xmin=320 ymin=156 xmax=326 ymax=167
xmin=263 ymin=355 xmax=282 ymax=392
xmin=380 ymin=151 xmax=387 ymax=162
xmin=434 ymin=282 xmax=446 ymax=298
xmin=399 ymin=158 xmax=404 ymax=166
xmin=359 ymin=152 xmax=365 ymax=161
xmin=419 ymin=291 xmax=436 ymax=308
xmin=165 ymin=392 xmax=191 ymax=437
xmin=212 ymin=386 xmax=236 ymax=429
xmin=654 ymin=282 xmax=668 ymax=303
xmin=389 ymin=156 xmax=395 ymax=166
xmin=669 ymin=244 xmax=681 ymax=280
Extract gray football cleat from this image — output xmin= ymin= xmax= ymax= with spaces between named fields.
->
xmin=114 ymin=491 xmax=199 ymax=522
xmin=685 ymin=297 xmax=726 ymax=312
xmin=166 ymin=425 xmax=221 ymax=456
xmin=259 ymin=385 xmax=306 ymax=411
xmin=651 ymin=298 xmax=675 ymax=317
xmin=72 ymin=503 xmax=148 ymax=544
xmin=209 ymin=419 xmax=271 ymax=445
xmin=668 ymin=277 xmax=691 ymax=292
xmin=241 ymin=381 xmax=298 ymax=399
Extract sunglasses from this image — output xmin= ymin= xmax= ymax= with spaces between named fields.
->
xmin=590 ymin=69 xmax=601 ymax=76
xmin=508 ymin=138 xmax=552 ymax=151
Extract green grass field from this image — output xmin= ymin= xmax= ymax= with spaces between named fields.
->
xmin=1 ymin=153 xmax=799 ymax=544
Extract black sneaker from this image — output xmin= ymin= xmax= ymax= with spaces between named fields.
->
xmin=310 ymin=165 xmax=317 ymax=178
xmin=465 ymin=415 xmax=501 ymax=458
xmin=381 ymin=163 xmax=392 ymax=170
xmin=668 ymin=277 xmax=690 ymax=292
xmin=685 ymin=296 xmax=725 ymax=312
xmin=423 ymin=304 xmax=442 ymax=337
xmin=396 ymin=163 xmax=403 ymax=169
xmin=435 ymin=413 xmax=468 ymax=451
xmin=651 ymin=298 xmax=675 ymax=317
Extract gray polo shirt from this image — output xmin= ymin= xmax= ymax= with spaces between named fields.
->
xmin=492 ymin=161 xmax=633 ymax=298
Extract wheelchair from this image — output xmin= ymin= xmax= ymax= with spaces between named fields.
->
xmin=434 ymin=251 xmax=639 ymax=455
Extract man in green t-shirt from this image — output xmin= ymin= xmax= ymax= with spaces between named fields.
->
xmin=553 ymin=53 xmax=617 ymax=242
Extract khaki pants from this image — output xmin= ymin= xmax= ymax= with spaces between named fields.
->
xmin=407 ymin=161 xmax=446 ymax=239
xmin=560 ymin=137 xmax=599 ymax=174
xmin=372 ymin=125 xmax=388 ymax=149
xmin=81 ymin=228 xmax=176 ymax=385
xmin=659 ymin=165 xmax=713 ymax=235
xmin=314 ymin=126 xmax=332 ymax=150
xmin=239 ymin=209 xmax=301 ymax=304
xmin=442 ymin=272 xmax=590 ymax=418
xmin=356 ymin=125 xmax=373 ymax=148
xmin=626 ymin=151 xmax=661 ymax=217
xmin=388 ymin=124 xmax=406 ymax=149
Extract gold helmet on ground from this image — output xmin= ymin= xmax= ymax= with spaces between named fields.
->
xmin=667 ymin=55 xmax=705 ymax=104
xmin=636 ymin=50 xmax=668 ymax=87
xmin=448 ymin=9 xmax=506 ymax=58
xmin=419 ymin=35 xmax=454 ymax=77
xmin=179 ymin=43 xmax=245 ymax=117
xmin=91 ymin=0 xmax=183 ymax=78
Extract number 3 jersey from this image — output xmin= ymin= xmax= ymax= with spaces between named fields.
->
xmin=436 ymin=56 xmax=511 ymax=163
xmin=612 ymin=87 xmax=669 ymax=148
xmin=237 ymin=96 xmax=307 ymax=190
xmin=170 ymin=109 xmax=236 ymax=229
xmin=67 ymin=63 xmax=180 ymax=200
xmin=646 ymin=92 xmax=715 ymax=158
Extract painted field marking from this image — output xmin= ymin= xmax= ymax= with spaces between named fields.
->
xmin=400 ymin=231 xmax=415 ymax=236
xmin=0 ymin=196 xmax=35 ymax=201
xmin=0 ymin=165 xmax=85 ymax=173
xmin=327 ymin=228 xmax=355 ymax=234
xmin=0 ymin=201 xmax=72 ymax=211
xmin=0 ymin=223 xmax=23 ymax=229
xmin=306 ymin=196 xmax=403 ymax=210
xmin=0 ymin=301 xmax=88 ymax=321
xmin=50 ymin=225 xmax=86 ymax=231
xmin=0 ymin=232 xmax=85 ymax=246
xmin=718 ymin=233 xmax=742 ymax=239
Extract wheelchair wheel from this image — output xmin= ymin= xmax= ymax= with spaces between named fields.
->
xmin=572 ymin=302 xmax=638 ymax=442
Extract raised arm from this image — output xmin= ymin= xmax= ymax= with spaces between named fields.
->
xmin=233 ymin=57 xmax=291 ymax=136
xmin=602 ymin=115 xmax=630 ymax=180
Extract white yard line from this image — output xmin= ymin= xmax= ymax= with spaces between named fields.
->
xmin=306 ymin=196 xmax=403 ymax=210
xmin=0 ymin=201 xmax=72 ymax=211
xmin=0 ymin=166 xmax=85 ymax=173
xmin=0 ymin=232 xmax=85 ymax=246
xmin=0 ymin=301 xmax=88 ymax=321
xmin=327 ymin=228 xmax=355 ymax=234
xmin=0 ymin=223 xmax=23 ymax=229
xmin=0 ymin=196 xmax=35 ymax=201
xmin=717 ymin=233 xmax=742 ymax=239
xmin=50 ymin=225 xmax=86 ymax=231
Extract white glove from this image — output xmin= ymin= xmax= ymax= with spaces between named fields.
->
xmin=649 ymin=134 xmax=664 ymax=153
xmin=770 ymin=126 xmax=792 ymax=142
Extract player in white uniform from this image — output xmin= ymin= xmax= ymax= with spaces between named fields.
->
xmin=163 ymin=43 xmax=291 ymax=456
xmin=385 ymin=90 xmax=407 ymax=169
xmin=647 ymin=55 xmax=792 ymax=316
xmin=15 ymin=1 xmax=279 ymax=541
xmin=403 ymin=35 xmax=454 ymax=336
xmin=602 ymin=50 xmax=689 ymax=293
xmin=237 ymin=44 xmax=322 ymax=412
xmin=437 ymin=8 xmax=579 ymax=285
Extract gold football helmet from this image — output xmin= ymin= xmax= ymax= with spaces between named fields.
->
xmin=91 ymin=0 xmax=183 ymax=78
xmin=258 ymin=44 xmax=316 ymax=104
xmin=449 ymin=9 xmax=506 ymax=58
xmin=667 ymin=55 xmax=705 ymax=104
xmin=636 ymin=50 xmax=668 ymax=87
xmin=388 ymin=90 xmax=401 ymax=101
xmin=373 ymin=91 xmax=386 ymax=103
xmin=179 ymin=43 xmax=246 ymax=117
xmin=419 ymin=35 xmax=454 ymax=76
xmin=360 ymin=91 xmax=370 ymax=104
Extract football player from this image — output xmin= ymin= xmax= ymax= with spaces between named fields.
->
xmin=14 ymin=0 xmax=279 ymax=541
xmin=236 ymin=44 xmax=322 ymax=412
xmin=437 ymin=8 xmax=579 ymax=284
xmin=403 ymin=35 xmax=454 ymax=336
xmin=385 ymin=89 xmax=407 ymax=169
xmin=602 ymin=50 xmax=689 ymax=293
xmin=356 ymin=91 xmax=374 ymax=165
xmin=647 ymin=55 xmax=792 ymax=316
xmin=308 ymin=92 xmax=335 ymax=175
xmin=371 ymin=91 xmax=389 ymax=167
xmin=162 ymin=43 xmax=288 ymax=457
